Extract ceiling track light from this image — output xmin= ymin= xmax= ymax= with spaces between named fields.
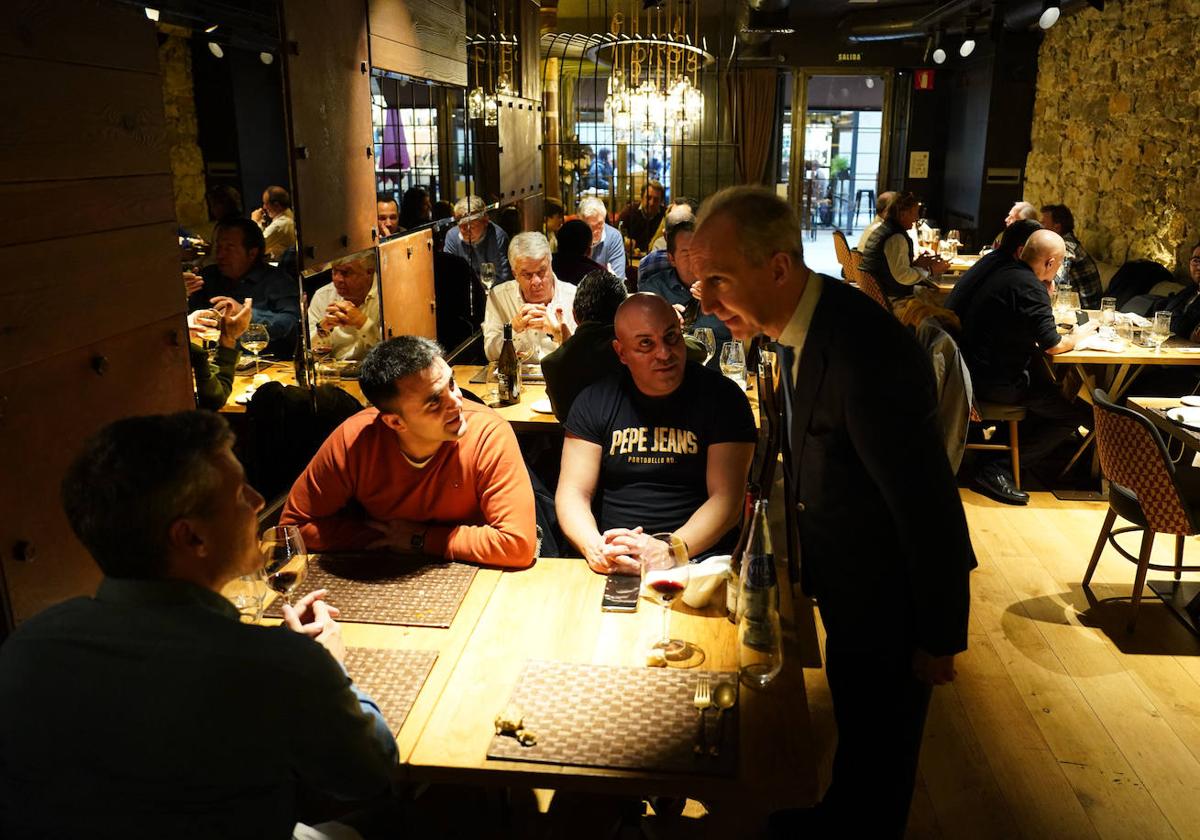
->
xmin=931 ymin=27 xmax=946 ymax=64
xmin=144 ymin=6 xmax=159 ymax=21
xmin=1039 ymin=1 xmax=1062 ymax=29
xmin=959 ymin=11 xmax=977 ymax=58
xmin=207 ymin=41 xmax=224 ymax=58
xmin=205 ymin=24 xmax=219 ymax=33
xmin=259 ymin=51 xmax=274 ymax=65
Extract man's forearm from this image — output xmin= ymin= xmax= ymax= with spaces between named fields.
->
xmin=557 ymin=491 xmax=602 ymax=558
xmin=674 ymin=492 xmax=741 ymax=558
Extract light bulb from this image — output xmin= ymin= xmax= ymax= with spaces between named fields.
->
xmin=933 ymin=47 xmax=947 ymax=64
xmin=959 ymin=38 xmax=975 ymax=58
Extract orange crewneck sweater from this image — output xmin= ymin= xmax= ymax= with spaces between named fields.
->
xmin=280 ymin=401 xmax=536 ymax=568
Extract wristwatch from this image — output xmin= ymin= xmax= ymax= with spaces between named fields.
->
xmin=410 ymin=530 xmax=426 ymax=552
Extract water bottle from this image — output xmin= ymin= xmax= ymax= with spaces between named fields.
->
xmin=736 ymin=498 xmax=783 ymax=688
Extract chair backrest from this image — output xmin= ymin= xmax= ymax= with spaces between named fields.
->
xmin=1092 ymin=388 xmax=1198 ymax=535
xmin=832 ymin=229 xmax=852 ymax=272
xmin=856 ymin=269 xmax=890 ymax=310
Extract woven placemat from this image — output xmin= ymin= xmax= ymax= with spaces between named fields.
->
xmin=346 ymin=648 xmax=438 ymax=735
xmin=486 ymin=661 xmax=738 ymax=776
xmin=264 ymin=554 xmax=477 ymax=627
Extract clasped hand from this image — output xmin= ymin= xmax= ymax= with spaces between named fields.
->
xmin=513 ymin=303 xmax=567 ymax=337
xmin=321 ymin=300 xmax=367 ymax=331
xmin=585 ymin=526 xmax=669 ymax=575
xmin=282 ymin=589 xmax=346 ymax=661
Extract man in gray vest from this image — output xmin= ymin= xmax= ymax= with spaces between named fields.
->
xmin=859 ymin=192 xmax=947 ymax=299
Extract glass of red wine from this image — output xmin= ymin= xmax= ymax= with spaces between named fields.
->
xmin=260 ymin=525 xmax=308 ymax=608
xmin=641 ymin=532 xmax=692 ymax=662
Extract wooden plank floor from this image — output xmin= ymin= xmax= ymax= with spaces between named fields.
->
xmin=837 ymin=488 xmax=1200 ymax=839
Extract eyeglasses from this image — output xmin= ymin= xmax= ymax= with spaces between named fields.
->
xmin=1189 ymin=256 xmax=1200 ymax=264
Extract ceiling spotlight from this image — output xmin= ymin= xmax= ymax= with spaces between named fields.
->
xmin=865 ymin=77 xmax=875 ymax=89
xmin=144 ymin=6 xmax=159 ymax=21
xmin=259 ymin=51 xmax=274 ymax=65
xmin=959 ymin=36 xmax=976 ymax=57
xmin=931 ymin=28 xmax=946 ymax=65
xmin=205 ymin=24 xmax=218 ymax=33
xmin=1039 ymin=2 xmax=1061 ymax=29
xmin=207 ymin=41 xmax=224 ymax=58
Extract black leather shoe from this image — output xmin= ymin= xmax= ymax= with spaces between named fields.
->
xmin=973 ymin=463 xmax=1029 ymax=505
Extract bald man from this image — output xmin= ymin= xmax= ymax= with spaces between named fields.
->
xmin=556 ymin=293 xmax=755 ymax=574
xmin=959 ymin=229 xmax=1097 ymax=504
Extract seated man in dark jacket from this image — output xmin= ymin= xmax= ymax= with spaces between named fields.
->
xmin=551 ymin=219 xmax=604 ymax=287
xmin=541 ymin=269 xmax=628 ymax=420
xmin=946 ymin=219 xmax=1042 ymax=317
xmin=186 ymin=217 xmax=300 ymax=355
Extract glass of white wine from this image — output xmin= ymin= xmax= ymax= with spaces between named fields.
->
xmin=480 ymin=262 xmax=496 ymax=295
xmin=1150 ymin=311 xmax=1172 ymax=354
xmin=689 ymin=327 xmax=716 ymax=366
xmin=240 ymin=323 xmax=270 ymax=376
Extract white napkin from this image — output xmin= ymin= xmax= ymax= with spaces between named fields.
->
xmin=682 ymin=555 xmax=732 ymax=608
xmin=1075 ymin=335 xmax=1128 ymax=353
xmin=1117 ymin=312 xmax=1151 ymax=327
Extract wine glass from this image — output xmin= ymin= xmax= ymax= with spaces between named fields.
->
xmin=226 ymin=568 xmax=268 ymax=624
xmin=640 ymin=533 xmax=691 ymax=662
xmin=480 ymin=262 xmax=497 ymax=294
xmin=240 ymin=323 xmax=270 ymax=377
xmin=1151 ymin=311 xmax=1173 ymax=354
xmin=689 ymin=327 xmax=716 ymax=366
xmin=260 ymin=525 xmax=308 ymax=608
xmin=720 ymin=341 xmax=747 ymax=388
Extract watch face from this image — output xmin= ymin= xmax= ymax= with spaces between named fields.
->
xmin=410 ymin=532 xmax=425 ymax=551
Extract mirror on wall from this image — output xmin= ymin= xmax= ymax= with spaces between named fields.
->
xmin=300 ymin=246 xmax=384 ymax=376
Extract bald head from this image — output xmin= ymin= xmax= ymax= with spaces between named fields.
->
xmin=876 ymin=191 xmax=898 ymax=217
xmin=1020 ymin=229 xmax=1066 ymax=283
xmin=613 ymin=293 xmax=687 ymax=396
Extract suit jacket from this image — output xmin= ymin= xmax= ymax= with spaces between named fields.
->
xmin=786 ymin=279 xmax=974 ymax=657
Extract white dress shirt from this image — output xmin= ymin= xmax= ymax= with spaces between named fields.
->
xmin=884 ymin=233 xmax=929 ymax=287
xmin=483 ymin=278 xmax=577 ymax=361
xmin=308 ymin=282 xmax=381 ymax=361
xmin=262 ymin=209 xmax=297 ymax=260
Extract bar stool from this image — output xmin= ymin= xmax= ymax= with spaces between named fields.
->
xmin=854 ymin=189 xmax=876 ymax=222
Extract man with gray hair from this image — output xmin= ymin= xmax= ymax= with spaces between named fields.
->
xmin=577 ymin=196 xmax=627 ymax=277
xmin=989 ymin=200 xmax=1039 ymax=249
xmin=443 ymin=194 xmax=511 ymax=285
xmin=691 ymin=185 xmax=974 ymax=836
xmin=308 ymin=255 xmax=381 ymax=361
xmin=854 ymin=189 xmax=897 ymax=251
xmin=483 ymin=231 xmax=577 ymax=361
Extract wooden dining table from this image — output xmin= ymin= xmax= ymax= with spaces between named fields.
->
xmin=1051 ymin=338 xmax=1200 ymax=475
xmin=279 ymin=556 xmax=821 ymax=828
xmin=219 ymin=360 xmax=366 ymax=415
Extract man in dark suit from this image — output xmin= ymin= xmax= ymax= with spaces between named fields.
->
xmin=692 ymin=187 xmax=975 ymax=837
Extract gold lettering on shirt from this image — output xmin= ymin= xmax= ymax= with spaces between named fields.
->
xmin=610 ymin=427 xmax=698 ymax=456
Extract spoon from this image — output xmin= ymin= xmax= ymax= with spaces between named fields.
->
xmin=709 ymin=681 xmax=737 ymax=757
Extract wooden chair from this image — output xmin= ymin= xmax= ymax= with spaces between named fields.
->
xmin=855 ymin=270 xmax=891 ymax=311
xmin=965 ymin=402 xmax=1027 ymax=488
xmin=1085 ymin=388 xmax=1200 ymax=631
xmin=832 ymin=228 xmax=854 ymax=276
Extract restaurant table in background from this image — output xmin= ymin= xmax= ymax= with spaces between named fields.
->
xmin=1124 ymin=396 xmax=1200 ymax=637
xmin=219 ymin=361 xmax=366 ymax=415
xmin=1052 ymin=338 xmax=1200 ymax=475
xmin=452 ymin=365 xmax=761 ymax=430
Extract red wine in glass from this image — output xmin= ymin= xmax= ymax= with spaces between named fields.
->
xmin=649 ymin=578 xmax=686 ymax=603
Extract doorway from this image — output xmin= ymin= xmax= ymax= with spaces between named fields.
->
xmin=784 ymin=71 xmax=892 ymax=277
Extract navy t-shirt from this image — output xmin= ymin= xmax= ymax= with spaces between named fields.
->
xmin=565 ymin=362 xmax=757 ymax=555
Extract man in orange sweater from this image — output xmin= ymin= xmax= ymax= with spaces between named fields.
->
xmin=280 ymin=336 xmax=537 ymax=568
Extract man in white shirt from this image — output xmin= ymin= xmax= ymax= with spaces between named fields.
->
xmin=858 ymin=191 xmax=946 ymax=299
xmin=483 ymin=232 xmax=576 ymax=361
xmin=251 ymin=185 xmax=297 ymax=261
xmin=308 ymin=256 xmax=381 ymax=361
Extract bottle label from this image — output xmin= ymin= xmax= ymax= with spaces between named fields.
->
xmin=745 ymin=552 xmax=776 ymax=588
xmin=497 ymin=373 xmax=514 ymax=403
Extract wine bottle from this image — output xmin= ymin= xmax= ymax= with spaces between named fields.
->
xmin=726 ymin=485 xmax=758 ymax=623
xmin=736 ymin=498 xmax=783 ymax=688
xmin=496 ymin=323 xmax=521 ymax=405
xmin=681 ymin=297 xmax=701 ymax=328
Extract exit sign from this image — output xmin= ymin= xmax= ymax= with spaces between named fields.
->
xmin=914 ymin=69 xmax=935 ymax=90
xmin=836 ymin=52 xmax=862 ymax=63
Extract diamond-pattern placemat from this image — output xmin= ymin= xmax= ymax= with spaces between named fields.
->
xmin=486 ymin=661 xmax=739 ymax=777
xmin=346 ymin=648 xmax=438 ymax=735
xmin=264 ymin=554 xmax=477 ymax=627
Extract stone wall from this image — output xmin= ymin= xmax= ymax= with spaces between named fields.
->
xmin=157 ymin=26 xmax=209 ymax=236
xmin=1023 ymin=0 xmax=1200 ymax=273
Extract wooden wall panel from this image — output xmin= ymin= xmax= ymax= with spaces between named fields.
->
xmin=282 ymin=0 xmax=377 ymax=266
xmin=520 ymin=0 xmax=540 ymax=102
xmin=0 ymin=317 xmax=195 ymax=624
xmin=0 ymin=0 xmax=159 ymax=73
xmin=379 ymin=229 xmax=436 ymax=340
xmin=369 ymin=0 xmax=467 ymax=87
xmin=0 ymin=58 xmax=169 ymax=183
xmin=0 ymin=2 xmax=192 ymax=630
xmin=0 ymin=175 xmax=175 ymax=248
xmin=0 ymin=222 xmax=183 ymax=375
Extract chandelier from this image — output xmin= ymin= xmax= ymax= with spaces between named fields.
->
xmin=467 ymin=0 xmax=518 ymax=128
xmin=598 ymin=0 xmax=709 ymax=142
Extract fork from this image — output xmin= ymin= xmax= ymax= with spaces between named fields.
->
xmin=693 ymin=674 xmax=712 ymax=755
